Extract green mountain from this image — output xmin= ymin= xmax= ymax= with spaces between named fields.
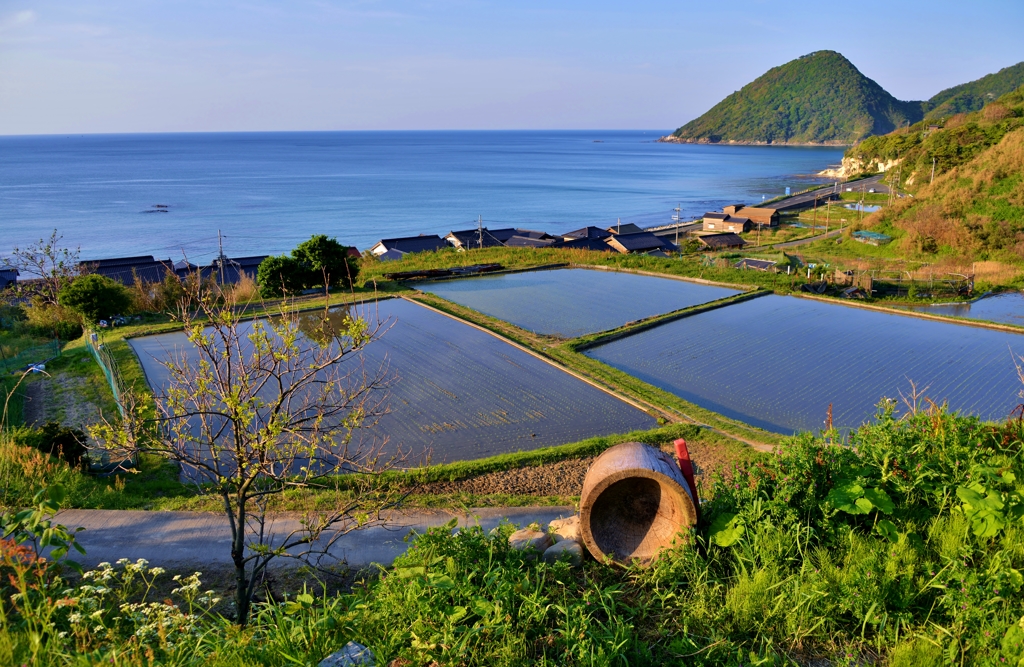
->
xmin=665 ymin=51 xmax=924 ymax=145
xmin=923 ymin=61 xmax=1024 ymax=120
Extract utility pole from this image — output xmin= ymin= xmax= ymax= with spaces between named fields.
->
xmin=813 ymin=194 xmax=818 ymax=228
xmin=617 ymin=218 xmax=621 ymax=234
xmin=218 ymin=230 xmax=226 ymax=285
xmin=673 ymin=203 xmax=682 ymax=246
xmin=478 ymin=215 xmax=483 ymax=250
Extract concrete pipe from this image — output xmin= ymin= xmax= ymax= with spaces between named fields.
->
xmin=579 ymin=441 xmax=697 ymax=566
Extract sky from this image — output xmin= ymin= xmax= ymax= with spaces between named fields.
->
xmin=1 ymin=0 xmax=1022 ymax=135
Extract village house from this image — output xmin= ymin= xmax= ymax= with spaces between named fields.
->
xmin=702 ymin=213 xmax=750 ymax=233
xmin=696 ymin=232 xmax=746 ymax=251
xmin=80 ymin=256 xmax=176 ymax=285
xmin=562 ymin=226 xmax=612 ymax=242
xmin=445 ymin=228 xmax=505 ymax=250
xmin=368 ymin=235 xmax=447 ymax=260
xmin=606 ymin=222 xmax=645 ymax=235
xmin=604 ymin=231 xmax=677 ymax=255
xmin=723 ymin=204 xmax=779 ymax=228
xmin=0 ymin=265 xmax=18 ymax=289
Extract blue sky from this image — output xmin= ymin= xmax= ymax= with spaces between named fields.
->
xmin=1 ymin=0 xmax=1022 ymax=134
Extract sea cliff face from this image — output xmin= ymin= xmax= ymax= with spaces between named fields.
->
xmin=817 ymin=156 xmax=899 ymax=179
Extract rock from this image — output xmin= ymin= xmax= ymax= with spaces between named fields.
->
xmin=548 ymin=516 xmax=580 ymax=543
xmin=509 ymin=528 xmax=553 ymax=554
xmin=319 ymin=641 xmax=376 ymax=667
xmin=542 ymin=539 xmax=583 ymax=566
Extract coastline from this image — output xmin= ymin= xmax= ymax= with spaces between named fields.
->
xmin=657 ymin=135 xmax=852 ymax=147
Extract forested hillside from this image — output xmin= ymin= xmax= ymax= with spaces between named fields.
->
xmin=664 ymin=51 xmax=923 ymax=145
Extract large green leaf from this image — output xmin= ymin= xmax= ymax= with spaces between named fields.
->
xmin=876 ymin=519 xmax=899 ymax=543
xmin=862 ymin=488 xmax=895 ymax=514
xmin=826 ymin=482 xmax=866 ymax=514
xmin=709 ymin=513 xmax=745 ymax=547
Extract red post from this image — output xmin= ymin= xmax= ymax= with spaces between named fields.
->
xmin=674 ymin=438 xmax=700 ymax=519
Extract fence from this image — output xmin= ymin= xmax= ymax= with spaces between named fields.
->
xmin=85 ymin=332 xmax=127 ymax=418
xmin=0 ymin=339 xmax=61 ymax=375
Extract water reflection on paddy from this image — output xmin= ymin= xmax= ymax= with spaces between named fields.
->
xmin=129 ymin=298 xmax=657 ymax=464
xmin=586 ymin=295 xmax=1024 ymax=434
xmin=415 ymin=268 xmax=741 ymax=337
xmin=901 ymin=292 xmax=1024 ymax=327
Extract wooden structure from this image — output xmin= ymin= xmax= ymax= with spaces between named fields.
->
xmin=695 ymin=232 xmax=746 ymax=250
xmin=579 ymin=442 xmax=698 ymax=566
xmin=702 ymin=212 xmax=750 ymax=233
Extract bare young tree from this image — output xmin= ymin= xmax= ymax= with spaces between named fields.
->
xmin=10 ymin=229 xmax=82 ymax=306
xmin=92 ymin=285 xmax=402 ymax=626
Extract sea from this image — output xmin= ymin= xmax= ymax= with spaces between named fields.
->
xmin=0 ymin=131 xmax=844 ymax=263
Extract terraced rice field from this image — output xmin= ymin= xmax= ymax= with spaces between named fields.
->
xmin=415 ymin=268 xmax=741 ymax=337
xmin=901 ymin=292 xmax=1024 ymax=327
xmin=586 ymin=295 xmax=1024 ymax=434
xmin=129 ymin=298 xmax=656 ymax=465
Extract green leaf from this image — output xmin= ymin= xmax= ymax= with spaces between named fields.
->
xmin=396 ymin=567 xmax=426 ymax=579
xmin=876 ymin=519 xmax=899 ymax=543
xmin=956 ymin=486 xmax=986 ymax=508
xmin=971 ymin=510 xmax=1006 ymax=538
xmin=709 ymin=513 xmax=745 ymax=547
xmin=826 ymin=482 xmax=866 ymax=514
xmin=296 ymin=593 xmax=314 ymax=606
xmin=863 ymin=488 xmax=895 ymax=514
xmin=854 ymin=498 xmax=874 ymax=514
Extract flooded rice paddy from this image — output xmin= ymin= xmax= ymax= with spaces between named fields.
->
xmin=900 ymin=292 xmax=1024 ymax=327
xmin=586 ymin=295 xmax=1024 ymax=434
xmin=129 ymin=298 xmax=656 ymax=464
xmin=414 ymin=268 xmax=741 ymax=337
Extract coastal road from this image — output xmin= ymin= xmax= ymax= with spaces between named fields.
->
xmin=772 ymin=174 xmax=888 ymax=211
xmin=55 ymin=506 xmax=573 ymax=570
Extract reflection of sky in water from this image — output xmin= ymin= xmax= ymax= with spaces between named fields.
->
xmin=588 ymin=295 xmax=1024 ymax=434
xmin=416 ymin=268 xmax=741 ymax=337
xmin=903 ymin=292 xmax=1024 ymax=327
xmin=129 ymin=298 xmax=656 ymax=466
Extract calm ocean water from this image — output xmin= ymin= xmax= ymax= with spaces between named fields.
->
xmin=0 ymin=131 xmax=843 ymax=263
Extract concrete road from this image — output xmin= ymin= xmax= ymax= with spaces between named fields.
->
xmin=772 ymin=174 xmax=888 ymax=211
xmin=56 ymin=506 xmax=574 ymax=569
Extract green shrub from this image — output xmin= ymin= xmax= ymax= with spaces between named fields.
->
xmin=58 ymin=274 xmax=132 ymax=323
xmin=257 ymin=235 xmax=359 ymax=297
xmin=21 ymin=301 xmax=82 ymax=340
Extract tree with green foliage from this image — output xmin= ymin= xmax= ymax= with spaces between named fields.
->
xmin=257 ymin=235 xmax=359 ymax=298
xmin=90 ymin=282 xmax=402 ymax=627
xmin=57 ymin=274 xmax=132 ymax=323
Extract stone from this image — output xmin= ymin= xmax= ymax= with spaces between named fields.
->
xmin=542 ymin=539 xmax=584 ymax=566
xmin=319 ymin=641 xmax=376 ymax=667
xmin=509 ymin=528 xmax=553 ymax=554
xmin=548 ymin=516 xmax=580 ymax=543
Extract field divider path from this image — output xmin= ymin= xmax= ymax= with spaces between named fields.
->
xmin=570 ymin=263 xmax=759 ymax=291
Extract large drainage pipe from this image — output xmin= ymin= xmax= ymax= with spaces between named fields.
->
xmin=579 ymin=441 xmax=698 ymax=566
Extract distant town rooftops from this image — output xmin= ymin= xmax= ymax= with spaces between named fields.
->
xmin=560 ymin=237 xmax=613 ymax=252
xmin=504 ymin=235 xmax=558 ymax=248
